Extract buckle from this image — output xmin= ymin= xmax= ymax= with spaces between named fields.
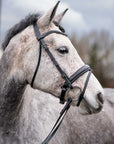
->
xmin=60 ymin=86 xmax=67 ymax=104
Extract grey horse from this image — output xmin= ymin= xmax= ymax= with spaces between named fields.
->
xmin=0 ymin=2 xmax=112 ymax=144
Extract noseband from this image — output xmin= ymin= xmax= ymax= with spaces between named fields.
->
xmin=31 ymin=21 xmax=92 ymax=143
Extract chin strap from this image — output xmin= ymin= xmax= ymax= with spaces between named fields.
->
xmin=60 ymin=65 xmax=92 ymax=105
xmin=42 ymin=98 xmax=72 ymax=144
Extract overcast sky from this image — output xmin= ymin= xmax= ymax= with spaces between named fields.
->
xmin=0 ymin=0 xmax=114 ymax=42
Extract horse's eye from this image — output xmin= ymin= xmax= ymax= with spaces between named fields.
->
xmin=56 ymin=46 xmax=69 ymax=54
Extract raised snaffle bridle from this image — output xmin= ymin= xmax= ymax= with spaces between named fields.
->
xmin=31 ymin=21 xmax=92 ymax=144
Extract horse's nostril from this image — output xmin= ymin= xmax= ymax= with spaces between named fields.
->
xmin=97 ymin=92 xmax=104 ymax=104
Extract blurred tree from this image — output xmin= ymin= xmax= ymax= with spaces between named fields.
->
xmin=89 ymin=42 xmax=107 ymax=87
xmin=70 ymin=30 xmax=114 ymax=88
xmin=89 ymin=42 xmax=98 ymax=69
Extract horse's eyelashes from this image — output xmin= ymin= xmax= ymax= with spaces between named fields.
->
xmin=56 ymin=46 xmax=69 ymax=54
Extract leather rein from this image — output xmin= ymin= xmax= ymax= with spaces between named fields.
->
xmin=31 ymin=21 xmax=92 ymax=144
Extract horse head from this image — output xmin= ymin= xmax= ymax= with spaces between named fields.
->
xmin=3 ymin=2 xmax=104 ymax=115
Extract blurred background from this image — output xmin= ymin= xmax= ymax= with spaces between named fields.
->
xmin=0 ymin=0 xmax=114 ymax=88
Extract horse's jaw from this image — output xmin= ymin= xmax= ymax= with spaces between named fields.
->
xmin=39 ymin=89 xmax=103 ymax=115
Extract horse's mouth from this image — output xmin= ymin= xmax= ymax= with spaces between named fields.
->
xmin=90 ymin=103 xmax=103 ymax=114
xmin=78 ymin=98 xmax=103 ymax=115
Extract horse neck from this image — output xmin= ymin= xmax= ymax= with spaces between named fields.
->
xmin=0 ymin=49 xmax=3 ymax=59
xmin=0 ymin=49 xmax=27 ymax=133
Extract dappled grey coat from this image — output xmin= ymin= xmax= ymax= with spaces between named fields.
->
xmin=1 ymin=86 xmax=114 ymax=144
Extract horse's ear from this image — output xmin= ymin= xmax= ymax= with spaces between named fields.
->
xmin=53 ymin=8 xmax=68 ymax=24
xmin=39 ymin=1 xmax=60 ymax=27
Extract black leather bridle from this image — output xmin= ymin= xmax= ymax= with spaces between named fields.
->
xmin=31 ymin=21 xmax=92 ymax=144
